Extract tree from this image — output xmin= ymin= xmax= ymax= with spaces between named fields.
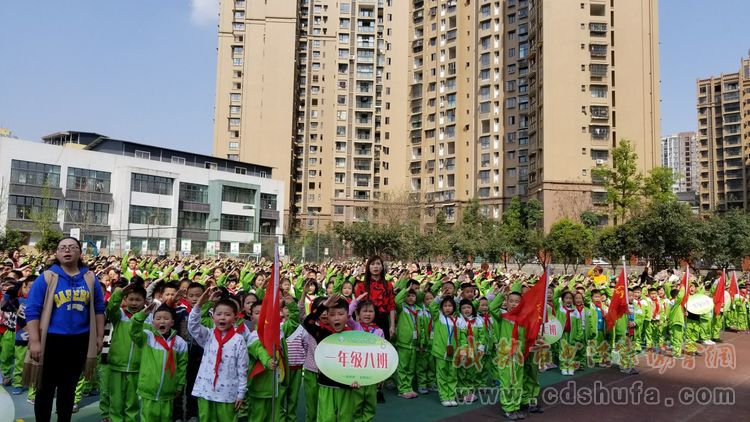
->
xmin=545 ymin=219 xmax=593 ymax=273
xmin=29 ymin=183 xmax=62 ymax=253
xmin=332 ymin=221 xmax=402 ymax=259
xmin=591 ymin=140 xmax=643 ymax=225
xmin=643 ymin=167 xmax=677 ymax=204
xmin=35 ymin=230 xmax=63 ymax=254
xmin=594 ymin=224 xmax=637 ymax=272
xmin=0 ymin=228 xmax=23 ymax=253
xmin=632 ymin=200 xmax=700 ymax=271
xmin=580 ymin=210 xmax=603 ymax=230
xmin=696 ymin=211 xmax=750 ymax=270
xmin=449 ymin=199 xmax=488 ymax=263
xmin=503 ymin=198 xmax=544 ymax=269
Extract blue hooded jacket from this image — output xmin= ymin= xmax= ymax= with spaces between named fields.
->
xmin=26 ymin=264 xmax=105 ymax=335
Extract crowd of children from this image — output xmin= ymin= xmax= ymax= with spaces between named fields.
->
xmin=1 ymin=252 xmax=750 ymax=421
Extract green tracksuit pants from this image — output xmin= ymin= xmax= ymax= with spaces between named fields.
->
xmin=353 ymin=384 xmax=377 ymax=422
xmin=646 ymin=320 xmax=663 ymax=349
xmin=99 ymin=364 xmax=110 ymax=418
xmin=435 ymin=358 xmax=457 ymax=402
xmin=140 ymin=397 xmax=173 ymax=422
xmin=317 ymin=385 xmax=355 ymax=422
xmin=12 ymin=344 xmax=26 ymax=387
xmin=75 ymin=373 xmax=91 ymax=404
xmin=671 ymin=324 xmax=686 ymax=357
xmin=303 ymin=370 xmax=319 ymax=422
xmin=198 ymin=398 xmax=237 ymax=422
xmin=0 ymin=330 xmax=14 ymax=381
xmin=283 ymin=368 xmax=303 ymax=422
xmin=522 ymin=354 xmax=540 ymax=407
xmin=497 ymin=358 xmax=523 ymax=412
xmin=699 ymin=316 xmax=712 ymax=341
xmin=711 ymin=313 xmax=724 ymax=340
xmin=416 ymin=347 xmax=435 ymax=389
xmin=396 ymin=346 xmax=416 ymax=394
xmin=685 ymin=320 xmax=700 ymax=354
xmin=249 ymin=395 xmax=283 ymax=422
xmin=109 ymin=369 xmax=139 ymax=422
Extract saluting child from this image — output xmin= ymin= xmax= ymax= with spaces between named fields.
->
xmin=189 ymin=286 xmax=249 ymax=421
xmin=456 ymin=298 xmax=486 ymax=403
xmin=417 ymin=290 xmax=437 ymax=393
xmin=394 ymin=281 xmax=420 ymax=399
xmin=430 ymin=285 xmax=459 ymax=408
xmin=129 ymin=303 xmax=188 ymax=421
xmin=349 ymin=295 xmax=383 ymax=422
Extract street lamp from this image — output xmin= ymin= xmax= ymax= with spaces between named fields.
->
xmin=314 ymin=211 xmax=320 ymax=263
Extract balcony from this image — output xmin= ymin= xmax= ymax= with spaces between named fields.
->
xmin=590 ymin=64 xmax=608 ymax=78
xmin=591 ymin=126 xmax=610 ymax=140
xmin=590 ymin=105 xmax=609 ymax=119
xmin=589 ymin=22 xmax=607 ymax=35
xmin=590 ymin=44 xmax=607 ymax=58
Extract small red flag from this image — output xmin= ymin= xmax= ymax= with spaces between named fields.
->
xmin=503 ymin=271 xmax=548 ymax=357
xmin=729 ymin=271 xmax=739 ymax=298
xmin=713 ymin=270 xmax=726 ymax=316
xmin=680 ymin=267 xmax=691 ymax=309
xmin=605 ymin=268 xmax=628 ymax=331
xmin=249 ymin=242 xmax=281 ymax=379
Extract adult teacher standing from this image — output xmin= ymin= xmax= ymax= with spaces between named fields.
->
xmin=25 ymin=237 xmax=105 ymax=422
xmin=355 ymin=256 xmax=396 ymax=339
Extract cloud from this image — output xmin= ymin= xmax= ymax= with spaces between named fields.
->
xmin=191 ymin=0 xmax=219 ymax=26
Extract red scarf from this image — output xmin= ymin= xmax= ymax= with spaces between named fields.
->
xmin=652 ymin=298 xmax=660 ymax=318
xmin=212 ymin=327 xmax=237 ymax=388
xmin=122 ymin=307 xmax=134 ymax=319
xmin=446 ymin=316 xmax=458 ymax=346
xmin=360 ymin=322 xmax=379 ymax=334
xmin=594 ymin=302 xmax=605 ymax=317
xmin=153 ymin=335 xmax=177 ymax=377
xmin=575 ymin=304 xmax=584 ymax=314
xmin=466 ymin=317 xmax=476 ymax=350
xmin=406 ymin=307 xmax=419 ymax=341
xmin=563 ymin=307 xmax=573 ymax=332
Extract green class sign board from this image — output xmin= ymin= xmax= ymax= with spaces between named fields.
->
xmin=315 ymin=331 xmax=399 ymax=386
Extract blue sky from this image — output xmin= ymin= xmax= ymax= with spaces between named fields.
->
xmin=0 ymin=0 xmax=748 ymax=154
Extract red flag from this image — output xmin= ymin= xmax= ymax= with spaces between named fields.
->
xmin=605 ymin=268 xmax=628 ymax=331
xmin=249 ymin=241 xmax=281 ymax=379
xmin=713 ymin=270 xmax=726 ymax=316
xmin=503 ymin=271 xmax=548 ymax=357
xmin=729 ymin=271 xmax=739 ymax=298
xmin=680 ymin=267 xmax=690 ymax=309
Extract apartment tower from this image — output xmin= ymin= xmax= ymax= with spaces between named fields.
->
xmin=214 ymin=0 xmax=409 ymax=229
xmin=661 ymin=132 xmax=698 ymax=193
xmin=408 ymin=0 xmax=660 ymax=229
xmin=696 ymin=54 xmax=750 ymax=213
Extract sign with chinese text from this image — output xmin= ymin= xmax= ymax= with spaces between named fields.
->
xmin=543 ymin=318 xmax=563 ymax=345
xmin=315 ymin=331 xmax=398 ymax=386
xmin=686 ymin=294 xmax=713 ymax=315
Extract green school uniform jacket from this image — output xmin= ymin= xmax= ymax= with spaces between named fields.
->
xmin=585 ymin=302 xmax=608 ymax=339
xmin=395 ymin=289 xmax=420 ymax=349
xmin=429 ymin=296 xmax=460 ymax=361
xmin=667 ymin=288 xmax=686 ymax=327
xmin=247 ymin=299 xmax=300 ymax=399
xmin=130 ymin=312 xmax=188 ymax=401
xmin=417 ymin=304 xmax=433 ymax=351
xmin=555 ymin=302 xmax=584 ymax=342
xmin=457 ymin=315 xmax=488 ymax=355
xmin=106 ymin=289 xmax=143 ymax=372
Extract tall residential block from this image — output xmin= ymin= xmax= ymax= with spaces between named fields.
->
xmin=215 ymin=0 xmax=660 ymax=231
xmin=661 ymin=132 xmax=698 ymax=193
xmin=408 ymin=0 xmax=660 ymax=229
xmin=696 ymin=54 xmax=750 ymax=213
xmin=214 ymin=0 xmax=409 ymax=230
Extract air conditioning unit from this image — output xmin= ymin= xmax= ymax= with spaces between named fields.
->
xmin=595 ymin=159 xmax=605 ymax=166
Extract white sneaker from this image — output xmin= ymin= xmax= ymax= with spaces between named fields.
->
xmin=450 ymin=400 xmax=459 ymax=407
xmin=704 ymin=340 xmax=715 ymax=345
xmin=442 ymin=400 xmax=453 ymax=407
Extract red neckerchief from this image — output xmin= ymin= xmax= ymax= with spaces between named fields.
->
xmin=319 ymin=321 xmax=353 ymax=334
xmin=481 ymin=314 xmax=491 ymax=332
xmin=153 ymin=334 xmax=177 ymax=377
xmin=406 ymin=306 xmax=419 ymax=341
xmin=235 ymin=320 xmax=247 ymax=334
xmin=465 ymin=317 xmax=476 ymax=350
xmin=122 ymin=307 xmax=134 ymax=319
xmin=575 ymin=304 xmax=584 ymax=315
xmin=360 ymin=322 xmax=379 ymax=334
xmin=447 ymin=315 xmax=458 ymax=346
xmin=593 ymin=302 xmax=605 ymax=317
xmin=652 ymin=298 xmax=660 ymax=317
xmin=212 ymin=327 xmax=237 ymax=388
xmin=563 ymin=307 xmax=573 ymax=332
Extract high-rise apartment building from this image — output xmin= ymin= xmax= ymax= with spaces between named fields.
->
xmin=696 ymin=54 xmax=750 ymax=213
xmin=409 ymin=0 xmax=660 ymax=229
xmin=215 ymin=0 xmax=660 ymax=231
xmin=661 ymin=132 xmax=698 ymax=193
xmin=214 ymin=0 xmax=409 ymax=229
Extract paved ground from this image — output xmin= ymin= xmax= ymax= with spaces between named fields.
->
xmin=4 ymin=331 xmax=748 ymax=421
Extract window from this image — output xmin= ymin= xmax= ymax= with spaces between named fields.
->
xmin=171 ymin=156 xmax=186 ymax=165
xmin=260 ymin=193 xmax=277 ymax=210
xmin=65 ymin=201 xmax=109 ymax=225
xmin=179 ymin=183 xmax=209 ymax=203
xmin=222 ymin=185 xmax=256 ymax=204
xmin=590 ymin=85 xmax=607 ymax=98
xmin=135 ymin=150 xmax=151 ymax=159
xmin=334 ymin=205 xmax=345 ymax=215
xmin=230 ymin=93 xmax=241 ymax=101
xmin=11 ymin=160 xmax=61 ymax=187
xmin=229 ymin=142 xmax=239 ymax=149
xmin=66 ymin=167 xmax=111 ymax=193
xmin=235 ymin=167 xmax=247 ymax=174
xmin=221 ymin=214 xmax=252 ymax=231
xmin=129 ymin=205 xmax=171 ymax=225
xmin=8 ymin=195 xmax=59 ymax=220
xmin=229 ymin=118 xmax=241 ymax=126
xmin=178 ymin=211 xmax=208 ymax=229
xmin=131 ymin=173 xmax=173 ymax=195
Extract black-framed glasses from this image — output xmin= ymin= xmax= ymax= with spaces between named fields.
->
xmin=57 ymin=245 xmax=80 ymax=252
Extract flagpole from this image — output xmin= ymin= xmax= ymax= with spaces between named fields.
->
xmin=271 ymin=239 xmax=279 ymax=422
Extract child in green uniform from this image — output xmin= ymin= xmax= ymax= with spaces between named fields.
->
xmin=586 ymin=289 xmax=609 ymax=366
xmin=555 ymin=291 xmax=581 ymax=375
xmin=349 ymin=298 xmax=384 ymax=422
xmin=394 ymin=281 xmax=420 ymax=399
xmin=631 ymin=286 xmax=646 ymax=352
xmin=668 ymin=286 xmax=686 ymax=358
xmin=488 ymin=287 xmax=526 ymax=420
xmin=416 ymin=290 xmax=436 ymax=394
xmin=130 ymin=303 xmax=188 ymax=421
xmin=429 ymin=288 xmax=459 ymax=407
xmin=107 ymin=284 xmax=146 ymax=422
xmin=302 ymin=295 xmax=362 ymax=422
xmin=572 ymin=292 xmax=590 ymax=369
xmin=476 ymin=297 xmax=494 ymax=387
xmin=456 ymin=298 xmax=486 ymax=403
